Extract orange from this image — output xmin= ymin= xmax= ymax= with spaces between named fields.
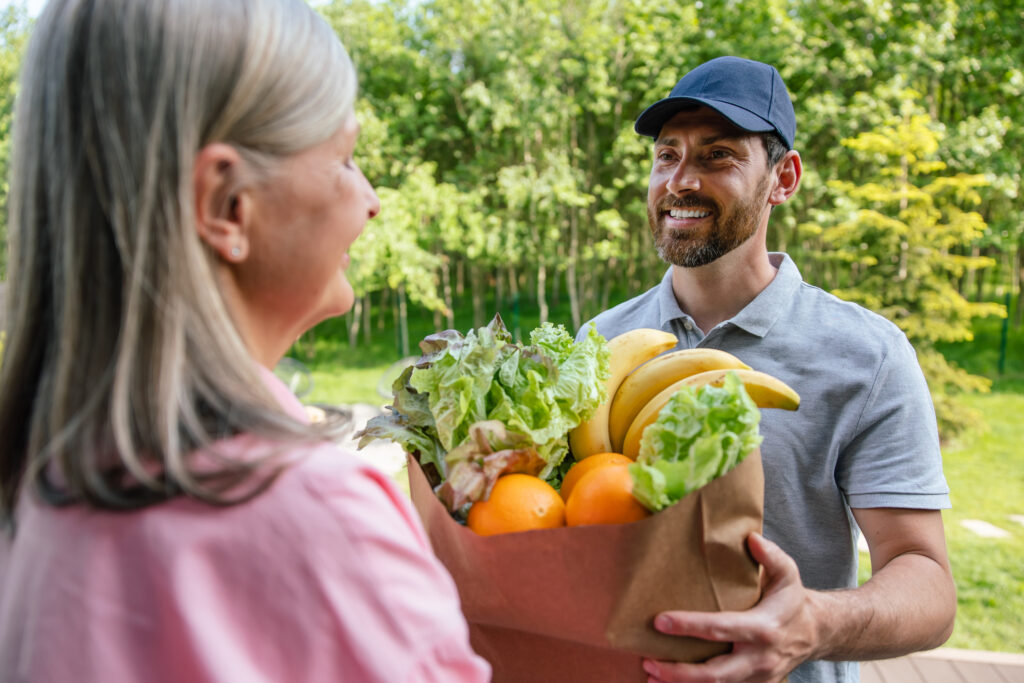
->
xmin=559 ymin=452 xmax=633 ymax=501
xmin=467 ymin=474 xmax=566 ymax=536
xmin=565 ymin=464 xmax=651 ymax=527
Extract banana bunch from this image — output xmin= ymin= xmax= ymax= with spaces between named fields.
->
xmin=568 ymin=328 xmax=800 ymax=461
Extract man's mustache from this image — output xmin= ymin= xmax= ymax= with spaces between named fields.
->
xmin=658 ymin=195 xmax=718 ymax=214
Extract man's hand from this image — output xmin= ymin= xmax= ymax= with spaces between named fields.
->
xmin=641 ymin=509 xmax=955 ymax=683
xmin=641 ymin=532 xmax=816 ymax=683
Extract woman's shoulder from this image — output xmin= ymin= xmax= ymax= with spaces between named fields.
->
xmin=283 ymin=440 xmax=424 ymax=542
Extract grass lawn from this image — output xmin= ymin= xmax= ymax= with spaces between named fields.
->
xmin=924 ymin=392 xmax=1023 ymax=652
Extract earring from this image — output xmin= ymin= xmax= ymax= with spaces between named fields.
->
xmin=231 ymin=246 xmax=242 ymax=258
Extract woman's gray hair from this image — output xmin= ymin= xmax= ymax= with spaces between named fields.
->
xmin=0 ymin=0 xmax=356 ymax=519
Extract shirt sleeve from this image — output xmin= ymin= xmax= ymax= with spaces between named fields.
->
xmin=299 ymin=452 xmax=492 ymax=683
xmin=837 ymin=329 xmax=951 ymax=509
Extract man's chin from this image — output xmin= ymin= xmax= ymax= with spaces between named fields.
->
xmin=657 ymin=241 xmax=725 ymax=269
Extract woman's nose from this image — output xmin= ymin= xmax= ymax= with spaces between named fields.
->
xmin=367 ymin=188 xmax=380 ymax=219
xmin=362 ymin=170 xmax=380 ymax=219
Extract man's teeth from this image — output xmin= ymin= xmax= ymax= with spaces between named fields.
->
xmin=669 ymin=208 xmax=711 ymax=219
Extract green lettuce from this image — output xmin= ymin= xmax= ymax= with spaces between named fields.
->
xmin=357 ymin=315 xmax=610 ymax=498
xmin=629 ymin=371 xmax=762 ymax=512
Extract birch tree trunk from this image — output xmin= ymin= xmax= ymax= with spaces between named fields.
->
xmin=398 ymin=283 xmax=410 ymax=358
xmin=1015 ymin=242 xmax=1023 ymax=328
xmin=348 ymin=297 xmax=362 ymax=347
xmin=471 ymin=264 xmax=485 ymax=329
xmin=536 ymin=262 xmax=548 ymax=324
xmin=567 ymin=211 xmax=581 ymax=331
xmin=362 ymin=294 xmax=372 ymax=346
xmin=441 ymin=257 xmax=455 ymax=328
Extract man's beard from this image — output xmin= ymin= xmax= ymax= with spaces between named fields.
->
xmin=648 ymin=173 xmax=771 ymax=268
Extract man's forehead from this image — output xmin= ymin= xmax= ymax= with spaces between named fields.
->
xmin=655 ymin=106 xmax=752 ymax=144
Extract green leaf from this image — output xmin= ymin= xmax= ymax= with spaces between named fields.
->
xmin=629 ymin=372 xmax=762 ymax=512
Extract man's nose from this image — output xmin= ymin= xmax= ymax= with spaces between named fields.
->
xmin=666 ymin=157 xmax=700 ymax=195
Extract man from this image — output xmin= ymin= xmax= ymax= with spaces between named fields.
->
xmin=579 ymin=57 xmax=955 ymax=682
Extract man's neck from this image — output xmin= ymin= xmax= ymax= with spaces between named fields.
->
xmin=670 ymin=243 xmax=778 ymax=335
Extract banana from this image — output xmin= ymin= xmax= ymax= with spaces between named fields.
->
xmin=568 ymin=328 xmax=678 ymax=460
xmin=621 ymin=368 xmax=800 ymax=460
xmin=607 ymin=348 xmax=750 ymax=452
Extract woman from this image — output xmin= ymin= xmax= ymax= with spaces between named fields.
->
xmin=0 ymin=1 xmax=490 ymax=681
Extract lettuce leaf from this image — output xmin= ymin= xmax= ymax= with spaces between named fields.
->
xmin=629 ymin=371 xmax=762 ymax=512
xmin=436 ymin=420 xmax=546 ymax=514
xmin=357 ymin=315 xmax=610 ymax=501
xmin=356 ymin=365 xmax=449 ymax=483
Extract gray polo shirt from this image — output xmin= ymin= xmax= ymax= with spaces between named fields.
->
xmin=579 ymin=253 xmax=949 ymax=683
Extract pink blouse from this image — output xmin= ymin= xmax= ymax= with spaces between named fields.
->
xmin=0 ymin=369 xmax=490 ymax=682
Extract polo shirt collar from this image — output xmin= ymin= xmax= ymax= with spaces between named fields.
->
xmin=656 ymin=252 xmax=803 ymax=338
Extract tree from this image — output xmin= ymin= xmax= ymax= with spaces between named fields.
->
xmin=0 ymin=4 xmax=30 ymax=279
xmin=822 ymin=100 xmax=1003 ymax=437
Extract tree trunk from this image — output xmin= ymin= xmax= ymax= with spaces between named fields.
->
xmin=348 ymin=297 xmax=362 ymax=347
xmin=471 ymin=264 xmax=485 ymax=329
xmin=536 ymin=262 xmax=548 ymax=325
xmin=600 ymin=258 xmax=616 ymax=312
xmin=567 ymin=208 xmax=582 ymax=330
xmin=508 ymin=266 xmax=522 ymax=340
xmin=495 ymin=264 xmax=504 ymax=313
xmin=398 ymin=283 xmax=410 ymax=357
xmin=441 ymin=257 xmax=455 ymax=329
xmin=378 ymin=288 xmax=389 ymax=331
xmin=975 ymin=263 xmax=986 ymax=303
xmin=551 ymin=259 xmax=561 ymax=311
xmin=363 ymin=294 xmax=372 ymax=346
xmin=1014 ymin=242 xmax=1023 ymax=328
xmin=391 ymin=288 xmax=400 ymax=355
xmin=626 ymin=228 xmax=639 ymax=293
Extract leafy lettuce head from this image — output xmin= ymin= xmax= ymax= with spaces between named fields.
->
xmin=357 ymin=315 xmax=610 ymax=504
xmin=629 ymin=371 xmax=762 ymax=512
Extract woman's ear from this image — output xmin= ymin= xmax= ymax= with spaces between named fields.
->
xmin=193 ymin=143 xmax=251 ymax=262
xmin=768 ymin=150 xmax=802 ymax=207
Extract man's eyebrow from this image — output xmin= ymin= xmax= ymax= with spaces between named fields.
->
xmin=654 ymin=132 xmax=749 ymax=147
xmin=700 ymin=133 xmax=748 ymax=145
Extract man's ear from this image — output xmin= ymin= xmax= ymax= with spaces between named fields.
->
xmin=768 ymin=150 xmax=802 ymax=207
xmin=193 ymin=143 xmax=252 ymax=262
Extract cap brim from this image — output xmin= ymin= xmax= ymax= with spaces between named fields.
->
xmin=635 ymin=97 xmax=777 ymax=141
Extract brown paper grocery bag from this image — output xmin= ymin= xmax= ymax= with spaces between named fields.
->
xmin=408 ymin=451 xmax=764 ymax=683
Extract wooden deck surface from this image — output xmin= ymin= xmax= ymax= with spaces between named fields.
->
xmin=861 ymin=648 xmax=1024 ymax=683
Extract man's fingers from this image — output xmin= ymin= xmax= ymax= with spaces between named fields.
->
xmin=654 ymin=610 xmax=763 ymax=644
xmin=748 ymin=532 xmax=800 ymax=588
xmin=644 ymin=651 xmax=758 ymax=683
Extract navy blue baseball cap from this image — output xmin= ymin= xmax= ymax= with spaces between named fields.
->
xmin=634 ymin=56 xmax=796 ymax=149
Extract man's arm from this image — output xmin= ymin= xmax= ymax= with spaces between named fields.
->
xmin=642 ymin=508 xmax=955 ymax=683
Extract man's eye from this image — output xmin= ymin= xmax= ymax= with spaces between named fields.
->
xmin=708 ymin=149 xmax=730 ymax=160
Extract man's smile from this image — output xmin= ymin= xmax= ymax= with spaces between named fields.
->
xmin=668 ymin=208 xmax=712 ymax=220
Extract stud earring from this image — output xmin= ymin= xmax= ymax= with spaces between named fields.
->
xmin=231 ymin=246 xmax=242 ymax=258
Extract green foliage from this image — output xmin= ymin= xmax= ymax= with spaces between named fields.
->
xmin=818 ymin=102 xmax=1005 ymax=437
xmin=937 ymin=296 xmax=1024 ymax=393
xmin=4 ymin=0 xmax=1023 ymax=433
xmin=0 ymin=4 xmax=30 ymax=279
